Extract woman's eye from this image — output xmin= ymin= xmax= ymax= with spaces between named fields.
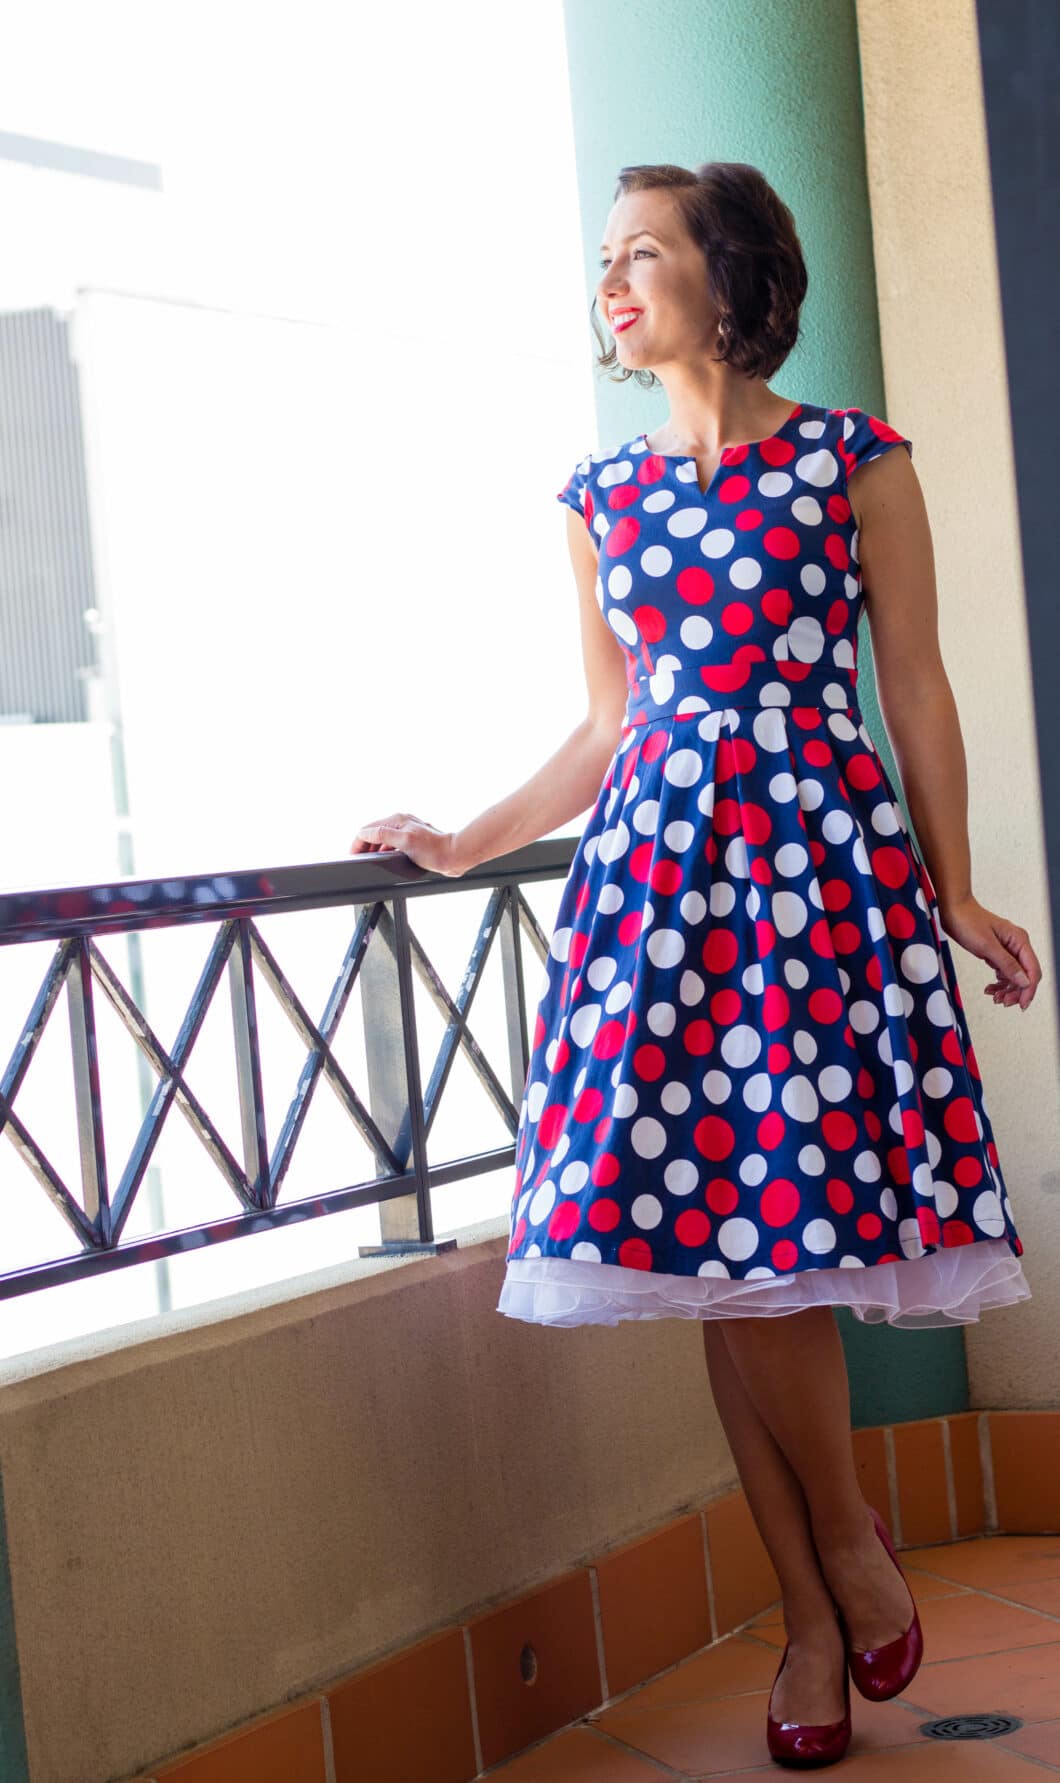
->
xmin=598 ymin=249 xmax=655 ymax=268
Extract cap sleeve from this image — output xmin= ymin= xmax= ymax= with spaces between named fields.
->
xmin=838 ymin=408 xmax=913 ymax=480
xmin=556 ymin=451 xmax=595 ymax=530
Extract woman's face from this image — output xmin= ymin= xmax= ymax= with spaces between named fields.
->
xmin=596 ymin=191 xmax=721 ymax=367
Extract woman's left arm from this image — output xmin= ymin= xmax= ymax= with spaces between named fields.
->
xmin=851 ymin=446 xmax=1042 ymax=1012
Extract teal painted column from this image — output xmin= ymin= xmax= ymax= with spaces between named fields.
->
xmin=0 ymin=1467 xmax=29 ymax=1782
xmin=560 ymin=0 xmax=968 ymax=1426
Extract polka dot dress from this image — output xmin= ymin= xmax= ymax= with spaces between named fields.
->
xmin=496 ymin=402 xmax=1031 ymax=1329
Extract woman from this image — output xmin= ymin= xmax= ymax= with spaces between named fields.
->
xmin=351 ymin=162 xmax=1041 ymax=1767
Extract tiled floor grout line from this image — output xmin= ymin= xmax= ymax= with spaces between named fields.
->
xmin=979 ymin=1410 xmax=1000 ymax=1531
xmin=462 ymin=1623 xmax=486 ymax=1781
xmin=941 ymin=1416 xmax=959 ymax=1540
xmin=581 ymin=1717 xmax=698 ymax=1778
xmin=318 ymin=1694 xmax=336 ymax=1783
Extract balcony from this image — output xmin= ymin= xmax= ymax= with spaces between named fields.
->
xmin=0 ymin=850 xmax=1056 ymax=1783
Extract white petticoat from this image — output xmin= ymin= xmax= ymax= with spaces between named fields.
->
xmin=497 ymin=1239 xmax=1031 ymax=1329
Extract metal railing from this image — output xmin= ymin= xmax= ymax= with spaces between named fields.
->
xmin=0 ymin=844 xmax=575 ymax=1301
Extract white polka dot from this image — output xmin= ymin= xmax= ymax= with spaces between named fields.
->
xmin=730 ymin=556 xmax=762 ymax=589
xmin=803 ymin=1218 xmax=837 ymax=1254
xmin=528 ymin=1181 xmax=555 ymax=1225
xmin=901 ymin=943 xmax=940 ymax=985
xmin=647 ymin=928 xmax=685 ymax=968
xmin=782 ymin=1076 xmax=819 ymax=1121
xmin=718 ymin=1217 xmax=760 ymax=1261
xmin=667 ymin=507 xmax=707 ymax=537
xmin=631 ymin=1117 xmax=667 ymax=1158
xmin=664 ymin=748 xmax=704 ymax=787
xmin=665 ymin=1158 xmax=699 ymax=1196
xmin=721 ymin=1025 xmax=762 ymax=1068
xmin=632 ymin=1193 xmax=664 ymax=1229
xmin=796 ymin=448 xmax=839 ymax=488
xmin=640 ymin=544 xmax=674 ymax=577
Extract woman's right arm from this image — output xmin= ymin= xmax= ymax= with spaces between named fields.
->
xmin=447 ymin=508 xmax=630 ymax=873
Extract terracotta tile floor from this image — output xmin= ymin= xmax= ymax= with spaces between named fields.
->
xmin=486 ymin=1534 xmax=1060 ymax=1778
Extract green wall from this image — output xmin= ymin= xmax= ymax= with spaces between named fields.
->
xmin=561 ymin=0 xmax=968 ymax=1425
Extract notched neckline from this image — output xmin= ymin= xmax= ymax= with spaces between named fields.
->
xmin=638 ymin=401 xmax=808 ymax=500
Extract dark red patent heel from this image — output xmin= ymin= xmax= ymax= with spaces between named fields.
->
xmin=836 ymin=1506 xmax=924 ymax=1701
xmin=766 ymin=1640 xmax=852 ymax=1767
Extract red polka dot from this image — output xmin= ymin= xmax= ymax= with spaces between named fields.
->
xmin=538 ymin=1103 xmax=568 ymax=1149
xmin=857 ymin=1212 xmax=882 ymax=1240
xmin=675 ymin=1208 xmax=712 ymax=1247
xmin=706 ymin=1178 xmax=740 ymax=1214
xmin=808 ymin=987 xmax=845 ymax=1024
xmin=633 ymin=604 xmax=666 ymax=642
xmin=944 ymin=1097 xmax=980 ymax=1143
xmin=684 ymin=1020 xmax=714 ymax=1056
xmin=717 ymin=473 xmax=751 ymax=503
xmin=694 ymin=1115 xmax=736 ymax=1161
xmin=762 ymin=587 xmax=793 ymax=625
xmin=548 ymin=1201 xmax=580 ymax=1241
xmin=703 ymin=928 xmax=738 ymax=974
xmin=763 ymin=526 xmax=801 ymax=559
xmin=772 ymin=1238 xmax=799 ymax=1270
xmin=846 ymin=753 xmax=881 ymax=791
xmin=822 ymin=1109 xmax=858 ymax=1150
xmin=588 ymin=1197 xmax=621 ymax=1231
xmin=574 ymin=1087 xmax=604 ymax=1122
xmin=757 ymin=1110 xmax=787 ymax=1150
xmin=941 ymin=1219 xmax=975 ymax=1246
xmin=762 ymin=984 xmax=791 ymax=1031
xmin=710 ymin=988 xmax=742 ymax=1024
xmin=633 ymin=1044 xmax=667 ymax=1081
xmin=742 ymin=802 xmax=773 ymax=845
xmin=603 ymin=514 xmax=640 ymax=557
xmin=650 ymin=858 xmax=684 ymax=895
xmin=676 ymin=565 xmax=715 ymax=605
xmin=593 ymin=1020 xmax=628 ymax=1060
xmin=827 ymin=1179 xmax=855 ymax=1215
xmin=872 ymin=846 xmax=910 ymax=888
xmin=721 ymin=601 xmax=757 ymax=639
xmin=617 ymin=1236 xmax=654 ymax=1269
xmin=761 ymin=1178 xmax=800 ymax=1226
xmin=590 ymin=1152 xmax=620 ymax=1186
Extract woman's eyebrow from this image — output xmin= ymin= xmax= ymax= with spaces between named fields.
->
xmin=598 ymin=229 xmax=665 ymax=251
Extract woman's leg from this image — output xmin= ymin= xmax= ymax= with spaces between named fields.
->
xmin=718 ymin=1306 xmax=915 ymax=1651
xmin=702 ymin=1320 xmax=847 ymax=1722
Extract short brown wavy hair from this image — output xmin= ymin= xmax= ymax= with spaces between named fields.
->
xmin=591 ymin=162 xmax=808 ymax=387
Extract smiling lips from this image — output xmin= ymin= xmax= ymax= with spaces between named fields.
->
xmin=612 ymin=310 xmax=643 ymax=334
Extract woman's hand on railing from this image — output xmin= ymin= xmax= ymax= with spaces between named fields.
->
xmin=349 ymin=814 xmax=468 ymax=877
xmin=938 ymin=894 xmax=1042 ymax=1011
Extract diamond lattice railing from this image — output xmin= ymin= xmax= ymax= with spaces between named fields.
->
xmin=0 ymin=846 xmax=573 ymax=1300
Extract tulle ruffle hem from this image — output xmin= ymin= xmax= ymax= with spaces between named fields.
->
xmin=496 ymin=1238 xmax=1031 ymax=1329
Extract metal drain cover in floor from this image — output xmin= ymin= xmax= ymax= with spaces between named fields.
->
xmin=920 ymin=1714 xmax=1023 ymax=1740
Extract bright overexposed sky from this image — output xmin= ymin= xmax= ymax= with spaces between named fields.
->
xmin=0 ymin=0 xmax=600 ymax=1360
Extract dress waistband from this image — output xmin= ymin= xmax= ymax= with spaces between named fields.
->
xmin=621 ymin=659 xmax=862 ymax=731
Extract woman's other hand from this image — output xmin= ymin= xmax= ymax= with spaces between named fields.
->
xmin=939 ymin=894 xmax=1042 ymax=1011
xmin=349 ymin=813 xmax=467 ymax=877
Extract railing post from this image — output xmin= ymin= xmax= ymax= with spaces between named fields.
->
xmin=228 ymin=920 xmax=270 ymax=1207
xmin=357 ymin=902 xmax=453 ymax=1258
xmin=66 ymin=936 xmax=111 ymax=1241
